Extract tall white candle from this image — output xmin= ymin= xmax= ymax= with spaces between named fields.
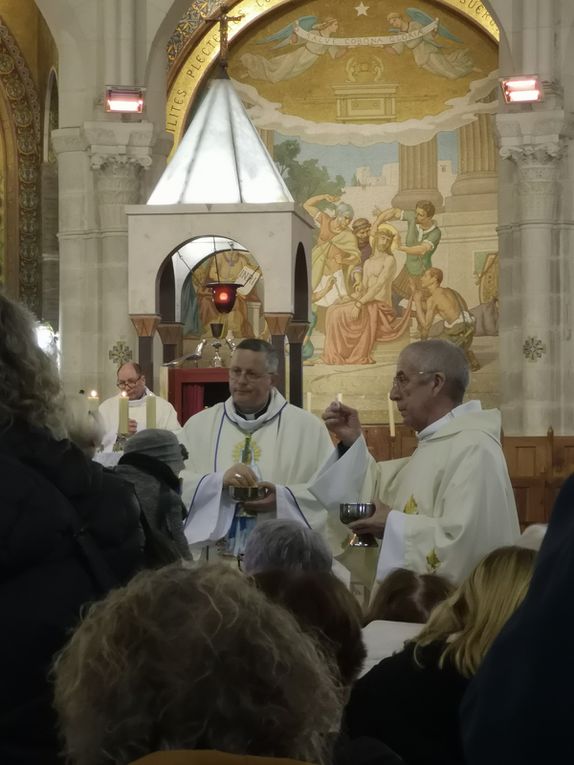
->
xmin=159 ymin=365 xmax=169 ymax=401
xmin=146 ymin=395 xmax=157 ymax=429
xmin=87 ymin=389 xmax=99 ymax=413
xmin=387 ymin=392 xmax=396 ymax=438
xmin=118 ymin=391 xmax=129 ymax=434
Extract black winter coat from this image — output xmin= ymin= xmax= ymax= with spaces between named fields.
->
xmin=0 ymin=419 xmax=144 ymax=765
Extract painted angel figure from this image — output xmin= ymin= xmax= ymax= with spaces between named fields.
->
xmin=386 ymin=7 xmax=477 ymax=79
xmin=239 ymin=16 xmax=346 ymax=83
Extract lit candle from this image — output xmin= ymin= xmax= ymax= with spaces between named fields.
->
xmin=87 ymin=389 xmax=99 ymax=413
xmin=306 ymin=391 xmax=312 ymax=412
xmin=387 ymin=392 xmax=396 ymax=438
xmin=118 ymin=391 xmax=129 ymax=435
xmin=146 ymin=395 xmax=157 ymax=429
xmin=336 ymin=393 xmax=343 ymax=404
xmin=159 ymin=365 xmax=169 ymax=401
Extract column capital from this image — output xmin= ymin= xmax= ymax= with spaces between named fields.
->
xmin=285 ymin=320 xmax=309 ymax=344
xmin=130 ymin=314 xmax=161 ymax=337
xmin=497 ymin=110 xmax=574 ymax=164
xmin=264 ymin=312 xmax=293 ymax=336
xmin=157 ymin=322 xmax=184 ymax=346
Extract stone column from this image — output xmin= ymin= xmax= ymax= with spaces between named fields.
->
xmin=158 ymin=321 xmax=184 ymax=363
xmin=446 ymin=112 xmax=498 ymax=212
xmin=285 ymin=320 xmax=309 ymax=408
xmin=41 ymin=162 xmax=59 ymax=329
xmin=497 ymin=108 xmax=568 ymax=434
xmin=130 ymin=314 xmax=161 ymax=387
xmin=391 ymin=138 xmax=444 ymax=212
xmin=264 ymin=312 xmax=292 ymax=396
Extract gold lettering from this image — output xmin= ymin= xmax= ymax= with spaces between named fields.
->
xmin=196 ymin=53 xmax=205 ymax=64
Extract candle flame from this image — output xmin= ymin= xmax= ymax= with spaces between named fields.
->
xmin=89 ymin=390 xmax=98 ymax=398
xmin=120 ymin=391 xmax=128 ymax=398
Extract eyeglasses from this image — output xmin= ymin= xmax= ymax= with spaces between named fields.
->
xmin=117 ymin=376 xmax=142 ymax=389
xmin=229 ymin=367 xmax=270 ymax=383
xmin=391 ymin=370 xmax=439 ymax=390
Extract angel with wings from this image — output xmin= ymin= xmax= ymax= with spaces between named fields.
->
xmin=386 ymin=7 xmax=477 ymax=79
xmin=239 ymin=16 xmax=347 ymax=84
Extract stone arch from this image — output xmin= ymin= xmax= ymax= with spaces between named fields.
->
xmin=0 ymin=17 xmax=41 ymax=312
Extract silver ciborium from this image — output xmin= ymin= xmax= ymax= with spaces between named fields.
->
xmin=340 ymin=503 xmax=379 ymax=548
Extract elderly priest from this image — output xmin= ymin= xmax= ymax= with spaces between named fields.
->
xmin=310 ymin=339 xmax=519 ymax=583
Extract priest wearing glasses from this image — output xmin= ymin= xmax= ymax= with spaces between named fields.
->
xmin=180 ymin=339 xmax=343 ymax=559
xmin=98 ymin=362 xmax=181 ymax=451
xmin=310 ymin=339 xmax=519 ymax=584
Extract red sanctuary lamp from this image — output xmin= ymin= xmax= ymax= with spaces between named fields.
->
xmin=206 ymin=282 xmax=239 ymax=314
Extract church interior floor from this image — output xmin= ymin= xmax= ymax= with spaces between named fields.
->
xmin=302 ymin=335 xmax=500 ymax=423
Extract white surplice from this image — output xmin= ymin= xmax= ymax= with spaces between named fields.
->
xmin=98 ymin=389 xmax=181 ymax=452
xmin=180 ymin=389 xmax=347 ymax=555
xmin=310 ymin=401 xmax=520 ymax=584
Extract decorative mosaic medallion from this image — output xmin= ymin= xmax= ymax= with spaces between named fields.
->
xmin=522 ymin=336 xmax=546 ymax=362
xmin=108 ymin=340 xmax=133 ymax=366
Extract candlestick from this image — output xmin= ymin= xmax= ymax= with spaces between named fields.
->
xmin=118 ymin=391 xmax=129 ymax=435
xmin=159 ymin=365 xmax=169 ymax=401
xmin=387 ymin=392 xmax=396 ymax=438
xmin=306 ymin=391 xmax=312 ymax=412
xmin=146 ymin=395 xmax=157 ymax=429
xmin=336 ymin=392 xmax=343 ymax=404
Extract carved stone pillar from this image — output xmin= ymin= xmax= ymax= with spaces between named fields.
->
xmin=391 ymin=138 xmax=444 ymax=212
xmin=158 ymin=321 xmax=184 ymax=363
xmin=285 ymin=320 xmax=309 ymax=408
xmin=264 ymin=312 xmax=292 ymax=396
xmin=446 ymin=113 xmax=497 ymax=212
xmin=497 ymin=109 xmax=566 ymax=434
xmin=130 ymin=314 xmax=161 ymax=388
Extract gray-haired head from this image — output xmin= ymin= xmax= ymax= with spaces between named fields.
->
xmin=63 ymin=394 xmax=105 ymax=459
xmin=401 ymin=339 xmax=470 ymax=403
xmin=242 ymin=519 xmax=333 ymax=576
xmin=235 ymin=338 xmax=279 ymax=374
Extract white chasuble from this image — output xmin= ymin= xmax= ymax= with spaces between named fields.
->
xmin=98 ymin=390 xmax=182 ymax=452
xmin=180 ymin=390 xmax=346 ymax=554
xmin=311 ymin=402 xmax=519 ymax=584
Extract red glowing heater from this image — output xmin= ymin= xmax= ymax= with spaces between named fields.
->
xmin=500 ymin=76 xmax=543 ymax=104
xmin=105 ymin=86 xmax=145 ymax=113
xmin=207 ymin=282 xmax=239 ymax=314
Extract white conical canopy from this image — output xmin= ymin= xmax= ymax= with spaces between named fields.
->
xmin=148 ymin=73 xmax=293 ymax=205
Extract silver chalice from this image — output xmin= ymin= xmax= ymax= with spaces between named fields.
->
xmin=340 ymin=502 xmax=379 ymax=548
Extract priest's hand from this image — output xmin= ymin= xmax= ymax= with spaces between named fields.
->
xmin=223 ymin=463 xmax=258 ymax=488
xmin=242 ymin=482 xmax=277 ymax=514
xmin=348 ymin=501 xmax=391 ymax=538
xmin=128 ymin=418 xmax=138 ymax=435
xmin=322 ymin=402 xmax=362 ymax=447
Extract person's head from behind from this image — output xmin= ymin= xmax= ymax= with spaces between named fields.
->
xmin=229 ymin=339 xmax=279 ymax=414
xmin=0 ymin=291 xmax=64 ymax=436
xmin=54 ymin=564 xmax=341 ymax=765
xmin=390 ymin=339 xmax=470 ymax=432
xmin=63 ymin=394 xmax=105 ymax=459
xmin=414 ymin=546 xmax=536 ymax=677
xmin=365 ymin=568 xmax=454 ymax=626
xmin=243 ymin=519 xmax=333 ymax=576
xmin=253 ymin=569 xmax=366 ymax=687
xmin=123 ymin=428 xmax=186 ymax=477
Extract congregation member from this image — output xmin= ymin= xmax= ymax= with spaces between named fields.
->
xmin=63 ymin=392 xmax=106 ymax=458
xmin=53 ymin=564 xmax=341 ymax=765
xmin=180 ymin=338 xmax=345 ymax=557
xmin=242 ymin=518 xmax=333 ymax=575
xmin=98 ymin=361 xmax=181 ymax=451
xmin=116 ymin=429 xmax=191 ymax=560
xmin=311 ymin=339 xmax=519 ymax=582
xmin=345 ymin=546 xmax=536 ymax=765
xmin=460 ymin=476 xmax=574 ymax=765
xmin=361 ymin=569 xmax=453 ymax=675
xmin=0 ymin=292 xmax=144 ymax=765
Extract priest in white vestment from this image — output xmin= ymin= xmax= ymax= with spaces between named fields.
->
xmin=310 ymin=339 xmax=519 ymax=583
xmin=180 ymin=339 xmax=346 ymax=557
xmin=98 ymin=362 xmax=181 ymax=452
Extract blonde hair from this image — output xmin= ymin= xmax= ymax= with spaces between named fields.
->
xmin=371 ymin=223 xmax=397 ymax=252
xmin=54 ymin=564 xmax=342 ymax=765
xmin=414 ymin=546 xmax=536 ymax=677
xmin=62 ymin=394 xmax=105 ymax=458
xmin=0 ymin=291 xmax=65 ymax=437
